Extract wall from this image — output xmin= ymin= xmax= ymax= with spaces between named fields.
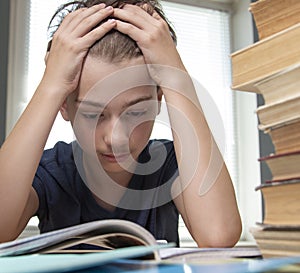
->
xmin=250 ymin=0 xmax=273 ymax=185
xmin=231 ymin=0 xmax=262 ymax=240
xmin=0 ymin=0 xmax=10 ymax=145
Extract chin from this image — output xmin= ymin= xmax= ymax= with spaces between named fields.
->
xmin=101 ymin=164 xmax=126 ymax=174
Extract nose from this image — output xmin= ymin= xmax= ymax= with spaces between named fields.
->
xmin=102 ymin=117 xmax=129 ymax=150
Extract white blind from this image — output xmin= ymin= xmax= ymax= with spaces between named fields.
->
xmin=26 ymin=0 xmax=75 ymax=146
xmin=162 ymin=2 xmax=237 ymax=185
xmin=161 ymin=2 xmax=237 ymax=244
xmin=27 ymin=0 xmax=65 ymax=101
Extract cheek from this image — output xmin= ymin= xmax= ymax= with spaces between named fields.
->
xmin=72 ymin=119 xmax=97 ymax=154
xmin=129 ymin=121 xmax=154 ymax=148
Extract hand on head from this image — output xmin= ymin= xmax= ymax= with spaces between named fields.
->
xmin=43 ymin=4 xmax=116 ymax=97
xmin=43 ymin=0 xmax=184 ymax=98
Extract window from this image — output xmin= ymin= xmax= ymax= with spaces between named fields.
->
xmin=7 ymin=0 xmax=260 ymax=243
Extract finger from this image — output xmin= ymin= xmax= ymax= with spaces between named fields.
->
xmin=78 ymin=19 xmax=117 ymax=49
xmin=151 ymin=9 xmax=171 ymax=35
xmin=113 ymin=5 xmax=156 ymax=30
xmin=71 ymin=6 xmax=115 ymax=37
xmin=114 ymin=19 xmax=145 ymax=44
xmin=54 ymin=8 xmax=87 ymax=36
xmin=151 ymin=9 xmax=164 ymax=21
xmin=56 ymin=4 xmax=107 ymax=36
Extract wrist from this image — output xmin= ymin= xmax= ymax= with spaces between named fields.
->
xmin=36 ymin=79 xmax=70 ymax=107
xmin=37 ymin=74 xmax=74 ymax=104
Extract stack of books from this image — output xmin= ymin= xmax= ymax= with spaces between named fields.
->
xmin=231 ymin=0 xmax=300 ymax=258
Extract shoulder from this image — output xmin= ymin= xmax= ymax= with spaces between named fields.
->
xmin=147 ymin=139 xmax=175 ymax=154
xmin=36 ymin=141 xmax=78 ymax=186
xmin=148 ymin=139 xmax=176 ymax=162
xmin=138 ymin=139 xmax=177 ymax=176
xmin=33 ymin=141 xmax=83 ymax=226
xmin=40 ymin=141 xmax=74 ymax=166
xmin=149 ymin=139 xmax=173 ymax=146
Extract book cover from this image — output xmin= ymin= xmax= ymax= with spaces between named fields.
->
xmin=0 ymin=245 xmax=168 ymax=273
xmin=1 ymin=251 xmax=300 ymax=273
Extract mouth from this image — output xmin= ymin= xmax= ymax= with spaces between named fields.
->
xmin=100 ymin=153 xmax=130 ymax=163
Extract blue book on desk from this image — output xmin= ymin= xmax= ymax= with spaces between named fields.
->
xmin=0 ymin=251 xmax=300 ymax=273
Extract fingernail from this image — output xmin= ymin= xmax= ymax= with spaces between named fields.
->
xmin=105 ymin=6 xmax=113 ymax=10
xmin=108 ymin=19 xmax=116 ymax=23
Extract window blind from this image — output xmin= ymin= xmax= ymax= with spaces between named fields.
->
xmin=162 ymin=2 xmax=237 ymax=185
xmin=161 ymin=2 xmax=237 ymax=244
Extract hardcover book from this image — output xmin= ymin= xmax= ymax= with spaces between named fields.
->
xmin=249 ymin=0 xmax=300 ymax=40
xmin=256 ymin=95 xmax=300 ymax=130
xmin=250 ymin=224 xmax=300 ymax=258
xmin=266 ymin=119 xmax=300 ymax=154
xmin=254 ymin=64 xmax=300 ymax=105
xmin=255 ymin=179 xmax=300 ymax=226
xmin=231 ymin=23 xmax=300 ymax=92
xmin=258 ymin=151 xmax=300 ymax=182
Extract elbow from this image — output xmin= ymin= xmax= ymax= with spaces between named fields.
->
xmin=0 ymin=230 xmax=20 ymax=244
xmin=0 ymin=221 xmax=25 ymax=243
xmin=194 ymin=219 xmax=242 ymax=248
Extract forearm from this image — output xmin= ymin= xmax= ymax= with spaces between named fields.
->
xmin=0 ymin=4 xmax=118 ymax=240
xmin=173 ymin=165 xmax=242 ymax=247
xmin=163 ymin=76 xmax=241 ymax=247
xmin=0 ymin=83 xmax=65 ymax=239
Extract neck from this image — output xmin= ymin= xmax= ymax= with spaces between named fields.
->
xmin=82 ymin=153 xmax=134 ymax=211
xmin=106 ymin=171 xmax=133 ymax=188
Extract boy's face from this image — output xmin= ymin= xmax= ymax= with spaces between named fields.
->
xmin=61 ymin=55 xmax=162 ymax=174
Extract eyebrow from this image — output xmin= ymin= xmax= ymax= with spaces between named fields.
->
xmin=75 ymin=95 xmax=154 ymax=109
xmin=75 ymin=99 xmax=105 ymax=108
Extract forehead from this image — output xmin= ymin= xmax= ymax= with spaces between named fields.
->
xmin=78 ymin=55 xmax=153 ymax=97
xmin=74 ymin=56 xmax=157 ymax=107
xmin=76 ymin=86 xmax=157 ymax=111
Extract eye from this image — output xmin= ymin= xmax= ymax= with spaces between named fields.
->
xmin=126 ymin=110 xmax=147 ymax=117
xmin=81 ymin=113 xmax=100 ymax=119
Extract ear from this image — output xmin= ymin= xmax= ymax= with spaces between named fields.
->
xmin=44 ymin=52 xmax=49 ymax=65
xmin=44 ymin=40 xmax=52 ymax=64
xmin=156 ymin=87 xmax=163 ymax=115
xmin=60 ymin=99 xmax=70 ymax=121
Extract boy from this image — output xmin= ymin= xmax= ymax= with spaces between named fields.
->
xmin=0 ymin=0 xmax=241 ymax=246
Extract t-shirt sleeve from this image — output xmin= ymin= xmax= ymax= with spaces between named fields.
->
xmin=31 ymin=142 xmax=82 ymax=233
xmin=32 ymin=164 xmax=50 ymax=221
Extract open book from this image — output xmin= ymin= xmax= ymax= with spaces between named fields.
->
xmin=0 ymin=219 xmax=285 ymax=273
xmin=0 ymin=219 xmax=160 ymax=259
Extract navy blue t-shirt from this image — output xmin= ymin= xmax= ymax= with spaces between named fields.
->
xmin=32 ymin=140 xmax=180 ymax=245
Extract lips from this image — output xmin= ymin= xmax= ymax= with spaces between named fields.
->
xmin=100 ymin=153 xmax=130 ymax=163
